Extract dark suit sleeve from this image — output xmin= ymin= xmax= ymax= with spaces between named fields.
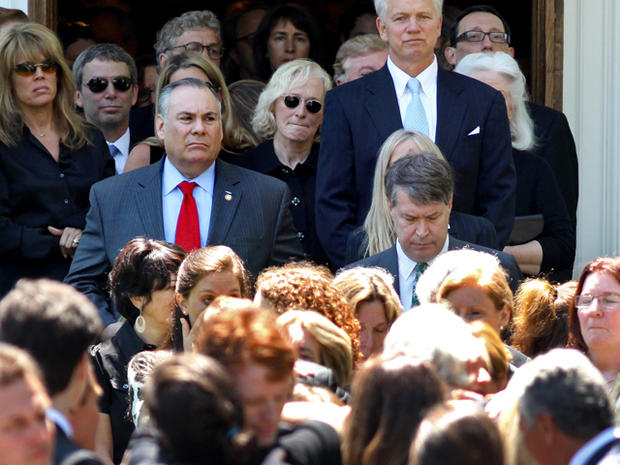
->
xmin=476 ymin=91 xmax=516 ymax=248
xmin=64 ymin=184 xmax=117 ymax=326
xmin=315 ymin=89 xmax=358 ymax=269
xmin=269 ymin=184 xmax=305 ymax=267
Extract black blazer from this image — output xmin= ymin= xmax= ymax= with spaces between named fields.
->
xmin=316 ymin=64 xmax=515 ymax=268
xmin=349 ymin=235 xmax=523 ymax=297
xmin=54 ymin=426 xmax=103 ymax=465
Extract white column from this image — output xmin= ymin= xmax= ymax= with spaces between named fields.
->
xmin=0 ymin=0 xmax=28 ymax=13
xmin=564 ymin=0 xmax=620 ymax=276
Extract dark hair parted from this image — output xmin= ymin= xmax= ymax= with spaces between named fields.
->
xmin=72 ymin=42 xmax=138 ymax=89
xmin=450 ymin=5 xmax=512 ymax=47
xmin=252 ymin=3 xmax=323 ymax=81
xmin=194 ymin=306 xmax=296 ymax=381
xmin=343 ymin=356 xmax=446 ymax=465
xmin=410 ymin=402 xmax=504 ymax=465
xmin=568 ymin=256 xmax=620 ymax=353
xmin=144 ymin=353 xmax=253 ymax=464
xmin=0 ymin=279 xmax=101 ymax=395
xmin=385 ymin=153 xmax=454 ymax=207
xmin=109 ymin=238 xmax=185 ymax=325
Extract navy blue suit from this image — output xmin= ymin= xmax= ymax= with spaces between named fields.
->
xmin=316 ymin=64 xmax=515 ymax=268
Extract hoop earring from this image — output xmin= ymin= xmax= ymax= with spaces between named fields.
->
xmin=135 ymin=315 xmax=146 ymax=333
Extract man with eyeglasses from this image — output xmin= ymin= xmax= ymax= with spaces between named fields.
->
xmin=73 ymin=44 xmax=138 ymax=174
xmin=444 ymin=4 xmax=579 ymax=230
xmin=223 ymin=4 xmax=267 ymax=81
xmin=154 ymin=10 xmax=224 ymax=71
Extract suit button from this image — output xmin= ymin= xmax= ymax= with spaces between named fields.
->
xmin=291 ymin=197 xmax=301 ymax=206
xmin=296 ymin=232 xmax=304 ymax=240
xmin=59 ymin=173 xmax=65 ymax=178
xmin=63 ymin=199 xmax=69 ymax=205
xmin=281 ymin=167 xmax=291 ymax=174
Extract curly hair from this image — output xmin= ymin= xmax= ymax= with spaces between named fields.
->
xmin=255 ymin=262 xmax=361 ymax=364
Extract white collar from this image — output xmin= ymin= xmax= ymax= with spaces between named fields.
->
xmin=569 ymin=427 xmax=620 ymax=465
xmin=162 ymin=156 xmax=215 ymax=196
xmin=396 ymin=233 xmax=449 ymax=280
xmin=387 ymin=55 xmax=438 ymax=99
xmin=47 ymin=407 xmax=73 ymax=438
xmin=106 ymin=127 xmax=131 ymax=157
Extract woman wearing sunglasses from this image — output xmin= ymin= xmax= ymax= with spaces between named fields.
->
xmin=568 ymin=256 xmax=620 ymax=422
xmin=236 ymin=58 xmax=331 ymax=265
xmin=0 ymin=23 xmax=114 ymax=295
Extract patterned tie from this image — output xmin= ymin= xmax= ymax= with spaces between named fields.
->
xmin=403 ymin=77 xmax=429 ymax=136
xmin=109 ymin=144 xmax=123 ymax=174
xmin=175 ymin=181 xmax=200 ymax=252
xmin=410 ymin=262 xmax=429 ymax=308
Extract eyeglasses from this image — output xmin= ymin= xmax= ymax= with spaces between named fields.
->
xmin=575 ymin=293 xmax=620 ymax=309
xmin=83 ymin=76 xmax=133 ymax=93
xmin=14 ymin=61 xmax=58 ymax=77
xmin=283 ymin=95 xmax=322 ymax=114
xmin=455 ymin=30 xmax=510 ymax=44
xmin=167 ymin=41 xmax=225 ymax=59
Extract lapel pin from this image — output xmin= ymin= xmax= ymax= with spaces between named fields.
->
xmin=224 ymin=191 xmax=233 ymax=201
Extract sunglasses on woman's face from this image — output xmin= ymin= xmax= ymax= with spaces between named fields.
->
xmin=83 ymin=76 xmax=133 ymax=93
xmin=283 ymin=95 xmax=322 ymax=114
xmin=14 ymin=60 xmax=58 ymax=77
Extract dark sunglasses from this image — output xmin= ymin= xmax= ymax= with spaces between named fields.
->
xmin=83 ymin=76 xmax=133 ymax=93
xmin=14 ymin=61 xmax=58 ymax=77
xmin=283 ymin=95 xmax=322 ymax=114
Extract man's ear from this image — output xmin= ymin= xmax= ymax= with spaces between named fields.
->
xmin=158 ymin=53 xmax=168 ymax=71
xmin=377 ymin=16 xmax=388 ymax=42
xmin=130 ymin=85 xmax=138 ymax=106
xmin=444 ymin=47 xmax=457 ymax=66
xmin=508 ymin=46 xmax=515 ymax=58
xmin=156 ymin=114 xmax=165 ymax=141
xmin=448 ymin=194 xmax=454 ymax=209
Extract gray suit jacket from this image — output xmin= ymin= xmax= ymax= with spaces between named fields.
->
xmin=65 ymin=158 xmax=303 ymax=324
xmin=350 ymin=235 xmax=522 ymax=302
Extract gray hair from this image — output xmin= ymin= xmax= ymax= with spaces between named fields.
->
xmin=454 ymin=52 xmax=535 ymax=151
xmin=383 ymin=303 xmax=488 ymax=388
xmin=364 ymin=129 xmax=445 ymax=257
xmin=154 ymin=10 xmax=221 ymax=63
xmin=251 ymin=58 xmax=332 ymax=140
xmin=157 ymin=78 xmax=221 ymax=122
xmin=415 ymin=249 xmax=501 ymax=305
xmin=72 ymin=42 xmax=137 ymax=89
xmin=374 ymin=0 xmax=443 ymax=22
xmin=385 ymin=152 xmax=453 ymax=207
xmin=333 ymin=34 xmax=387 ymax=84
xmin=512 ymin=349 xmax=613 ymax=439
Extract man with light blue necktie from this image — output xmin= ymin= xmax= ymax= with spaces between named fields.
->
xmin=316 ymin=0 xmax=515 ymax=270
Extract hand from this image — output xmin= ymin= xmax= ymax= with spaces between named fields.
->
xmin=48 ymin=226 xmax=82 ymax=259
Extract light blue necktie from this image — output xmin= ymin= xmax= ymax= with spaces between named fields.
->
xmin=109 ymin=144 xmax=123 ymax=174
xmin=403 ymin=78 xmax=429 ymax=136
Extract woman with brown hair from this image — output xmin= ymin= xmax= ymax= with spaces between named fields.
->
xmin=0 ymin=22 xmax=114 ymax=295
xmin=333 ymin=266 xmax=402 ymax=360
xmin=343 ymin=355 xmax=445 ymax=465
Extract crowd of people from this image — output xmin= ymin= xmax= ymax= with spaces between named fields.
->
xmin=0 ymin=1 xmax=617 ymax=465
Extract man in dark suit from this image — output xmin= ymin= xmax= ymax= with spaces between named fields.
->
xmin=351 ymin=153 xmax=521 ymax=310
xmin=0 ymin=280 xmax=104 ymax=465
xmin=316 ymin=0 xmax=515 ymax=269
xmin=73 ymin=43 xmax=140 ymax=174
xmin=511 ymin=349 xmax=619 ymax=465
xmin=444 ymin=4 xmax=579 ymax=227
xmin=65 ymin=78 xmax=302 ymax=325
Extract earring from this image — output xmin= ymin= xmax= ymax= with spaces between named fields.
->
xmin=500 ymin=325 xmax=505 ymax=331
xmin=135 ymin=314 xmax=146 ymax=333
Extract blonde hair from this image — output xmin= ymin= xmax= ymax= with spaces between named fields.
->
xmin=333 ymin=34 xmax=386 ymax=84
xmin=333 ymin=266 xmax=402 ymax=325
xmin=0 ymin=22 xmax=89 ymax=148
xmin=363 ymin=129 xmax=445 ymax=257
xmin=278 ymin=310 xmax=353 ymax=386
xmin=251 ymin=59 xmax=332 ymax=141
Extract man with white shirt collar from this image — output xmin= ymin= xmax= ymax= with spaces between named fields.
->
xmin=73 ymin=44 xmax=138 ymax=174
xmin=350 ymin=153 xmax=521 ymax=310
xmin=316 ymin=0 xmax=515 ymax=270
xmin=0 ymin=279 xmax=103 ymax=465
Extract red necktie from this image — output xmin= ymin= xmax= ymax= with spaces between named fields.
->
xmin=175 ymin=181 xmax=200 ymax=252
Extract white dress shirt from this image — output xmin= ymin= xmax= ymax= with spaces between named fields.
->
xmin=387 ymin=55 xmax=438 ymax=141
xmin=162 ymin=157 xmax=215 ymax=248
xmin=106 ymin=128 xmax=131 ymax=174
xmin=47 ymin=407 xmax=73 ymax=438
xmin=397 ymin=235 xmax=449 ymax=311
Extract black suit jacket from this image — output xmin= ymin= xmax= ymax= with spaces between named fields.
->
xmin=350 ymin=236 xmax=522 ymax=299
xmin=65 ymin=158 xmax=303 ymax=325
xmin=526 ymin=101 xmax=578 ymax=228
xmin=316 ymin=64 xmax=515 ymax=268
xmin=54 ymin=427 xmax=103 ymax=465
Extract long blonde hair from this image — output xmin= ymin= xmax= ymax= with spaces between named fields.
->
xmin=0 ymin=22 xmax=89 ymax=148
xmin=363 ymin=129 xmax=444 ymax=257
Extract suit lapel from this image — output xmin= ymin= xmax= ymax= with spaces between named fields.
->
xmin=133 ymin=160 xmax=165 ymax=238
xmin=207 ymin=159 xmax=241 ymax=245
xmin=435 ymin=68 xmax=467 ymax=162
xmin=364 ymin=66 xmax=403 ymax=141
